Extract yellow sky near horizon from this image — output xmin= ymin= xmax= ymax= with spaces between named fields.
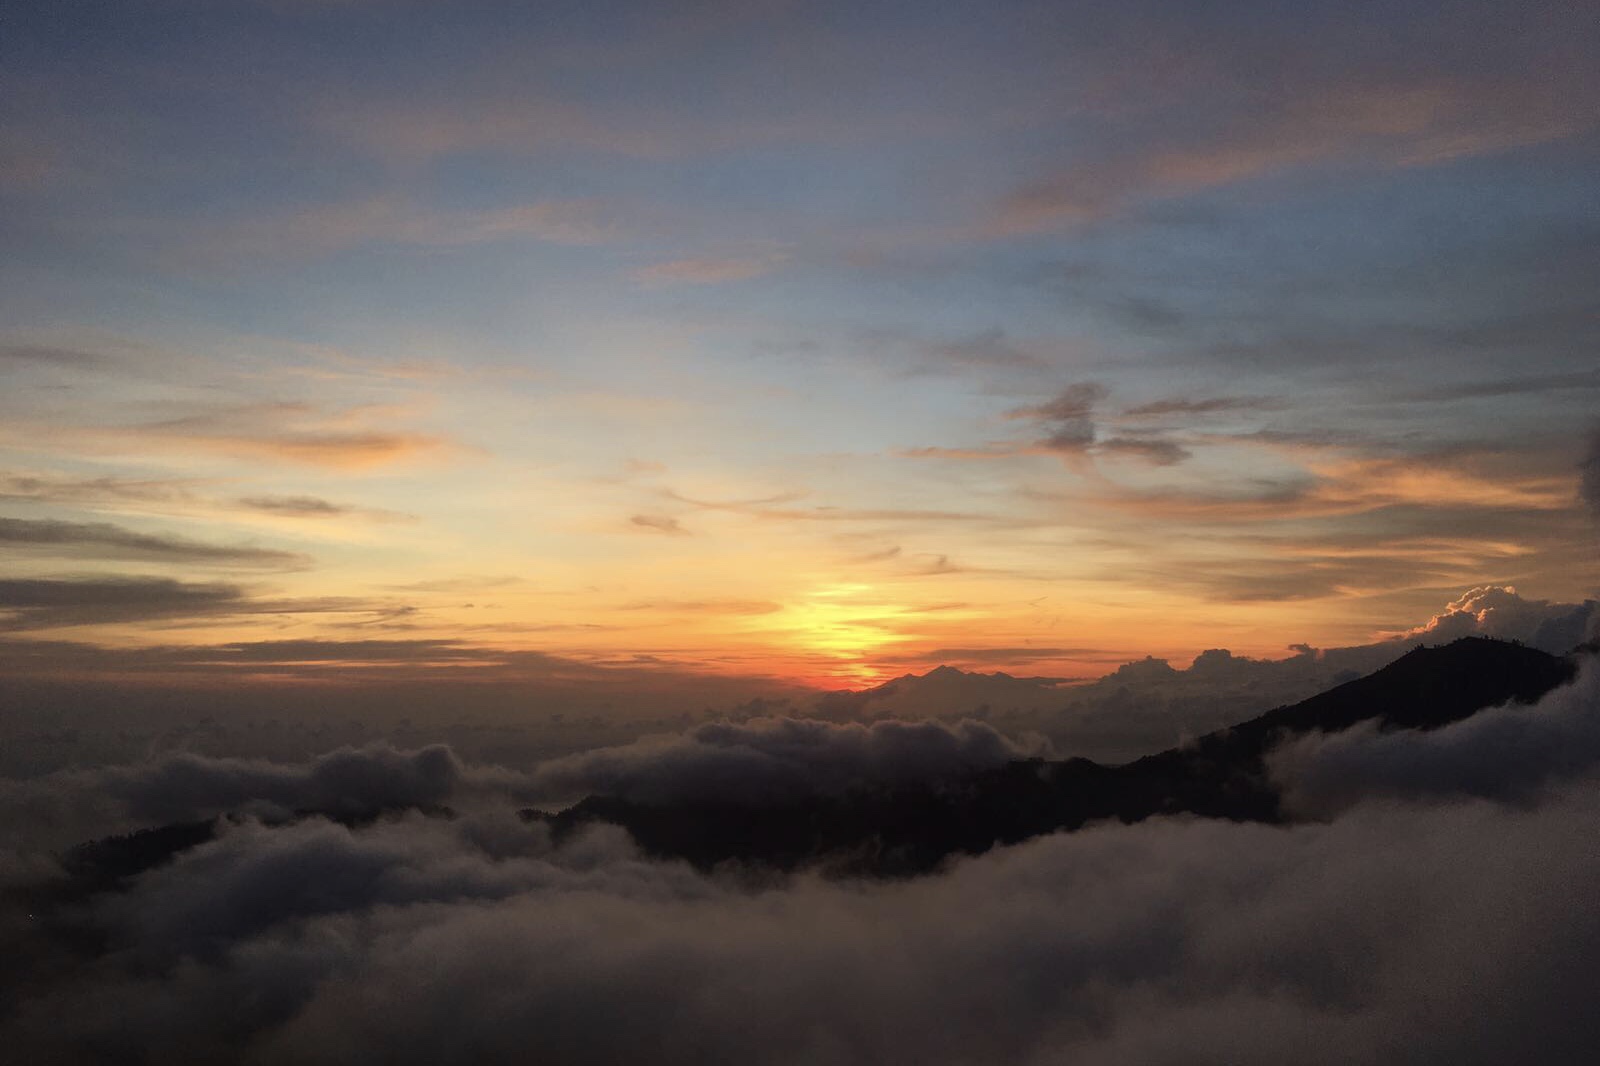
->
xmin=2 ymin=0 xmax=1598 ymax=692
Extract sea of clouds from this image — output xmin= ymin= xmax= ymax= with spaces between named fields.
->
xmin=2 ymin=655 xmax=1598 ymax=1063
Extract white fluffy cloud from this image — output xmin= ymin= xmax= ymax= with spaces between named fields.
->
xmin=1404 ymin=585 xmax=1598 ymax=653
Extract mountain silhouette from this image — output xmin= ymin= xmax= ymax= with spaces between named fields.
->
xmin=40 ymin=637 xmax=1577 ymax=891
xmin=52 ymin=804 xmax=456 ymax=899
xmin=815 ymin=639 xmax=1426 ymax=763
xmin=539 ymin=637 xmax=1576 ymax=875
xmin=810 ymin=664 xmax=1066 ymax=722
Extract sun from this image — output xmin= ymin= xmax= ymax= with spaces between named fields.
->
xmin=748 ymin=583 xmax=917 ymax=687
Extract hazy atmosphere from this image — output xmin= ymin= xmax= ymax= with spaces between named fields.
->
xmin=3 ymin=1 xmax=1598 ymax=1062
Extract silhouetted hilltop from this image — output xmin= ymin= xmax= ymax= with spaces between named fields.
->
xmin=543 ymin=638 xmax=1576 ymax=875
xmin=59 ymin=819 xmax=218 ymax=892
xmin=1254 ymin=636 xmax=1571 ymax=734
xmin=52 ymin=804 xmax=456 ymax=898
xmin=44 ymin=638 xmax=1578 ymax=888
xmin=816 ymin=637 xmax=1442 ymax=763
xmin=812 ymin=664 xmax=1066 ymax=721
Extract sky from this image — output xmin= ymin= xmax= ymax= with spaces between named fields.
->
xmin=3 ymin=0 xmax=1598 ymax=691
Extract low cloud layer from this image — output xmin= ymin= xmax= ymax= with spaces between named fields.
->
xmin=0 ymin=744 xmax=527 ymax=852
xmin=1272 ymin=655 xmax=1600 ymax=817
xmin=3 ymin=656 xmax=1599 ymax=1062
xmin=0 ymin=717 xmax=1041 ymax=851
xmin=1 ymin=658 xmax=1596 ymax=1062
xmin=525 ymin=717 xmax=1045 ymax=806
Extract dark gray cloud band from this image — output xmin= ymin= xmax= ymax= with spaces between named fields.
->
xmin=0 ymin=716 xmax=1044 ymax=851
xmin=0 ymin=576 xmax=249 ymax=631
xmin=0 ymin=516 xmax=308 ymax=568
xmin=1581 ymin=428 xmax=1600 ymax=518
xmin=524 ymin=716 xmax=1046 ymax=806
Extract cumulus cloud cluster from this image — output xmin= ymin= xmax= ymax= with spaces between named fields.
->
xmin=0 ymin=718 xmax=1038 ymax=852
xmin=0 ymin=744 xmax=521 ymax=853
xmin=525 ymin=716 xmax=1045 ymax=805
xmin=1404 ymin=585 xmax=1599 ymax=652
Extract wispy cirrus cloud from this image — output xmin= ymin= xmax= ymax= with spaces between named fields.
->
xmin=1121 ymin=394 xmax=1280 ymax=419
xmin=1580 ymin=429 xmax=1600 ymax=519
xmin=1095 ymin=436 xmax=1191 ymax=466
xmin=144 ymin=426 xmax=448 ymax=471
xmin=0 ymin=577 xmax=416 ymax=634
xmin=661 ymin=489 xmax=1000 ymax=528
xmin=175 ymin=196 xmax=625 ymax=265
xmin=235 ymin=495 xmax=415 ymax=523
xmin=634 ymin=253 xmax=788 ymax=286
xmin=2 ymin=401 xmax=459 ymax=471
xmin=993 ymin=16 xmax=1599 ymax=235
xmin=0 ymin=516 xmax=309 ymax=569
xmin=631 ymin=514 xmax=690 ymax=536
xmin=314 ymin=97 xmax=687 ymax=162
xmin=0 ymin=472 xmax=204 ymax=510
xmin=1054 ymin=454 xmax=1572 ymax=527
xmin=922 ymin=327 xmax=1051 ymax=373
xmin=0 ymin=475 xmax=411 ymax=526
xmin=619 ymin=598 xmax=784 ymax=616
xmin=0 ymin=344 xmax=116 ymax=372
xmin=904 ymin=382 xmax=1192 ymax=469
xmin=0 ymin=576 xmax=250 ymax=631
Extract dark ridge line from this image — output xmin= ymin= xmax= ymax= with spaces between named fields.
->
xmin=536 ymin=638 xmax=1577 ymax=877
xmin=31 ymin=637 xmax=1580 ymax=893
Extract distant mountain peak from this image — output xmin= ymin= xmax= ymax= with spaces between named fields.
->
xmin=544 ymin=636 xmax=1577 ymax=877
